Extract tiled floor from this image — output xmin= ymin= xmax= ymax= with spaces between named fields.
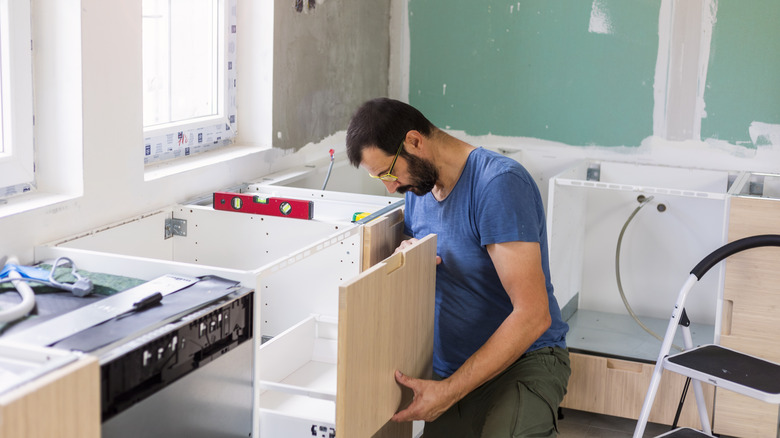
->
xmin=557 ymin=408 xmax=676 ymax=438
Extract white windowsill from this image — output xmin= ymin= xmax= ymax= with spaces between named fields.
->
xmin=0 ymin=191 xmax=81 ymax=219
xmin=144 ymin=143 xmax=271 ymax=181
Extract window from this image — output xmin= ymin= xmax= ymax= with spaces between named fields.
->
xmin=142 ymin=0 xmax=237 ymax=164
xmin=0 ymin=0 xmax=35 ymax=196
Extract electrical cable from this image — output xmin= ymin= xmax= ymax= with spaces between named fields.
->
xmin=0 ymin=257 xmax=93 ymax=297
xmin=321 ymin=148 xmax=335 ymax=191
xmin=47 ymin=257 xmax=94 ymax=297
xmin=615 ymin=195 xmax=683 ymax=352
xmin=0 ymin=256 xmax=94 ymax=323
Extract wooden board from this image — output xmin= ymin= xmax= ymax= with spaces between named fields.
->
xmin=560 ymin=352 xmax=607 ymax=414
xmin=337 ymin=234 xmax=436 ymax=438
xmin=714 ymin=195 xmax=780 ymax=437
xmin=0 ymin=356 xmax=100 ymax=438
xmin=361 ymin=207 xmax=405 ymax=270
xmin=713 ymin=390 xmax=780 ymax=437
xmin=561 ymin=352 xmax=713 ymax=428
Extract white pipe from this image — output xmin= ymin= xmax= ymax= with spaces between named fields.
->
xmin=0 ymin=256 xmax=36 ymax=323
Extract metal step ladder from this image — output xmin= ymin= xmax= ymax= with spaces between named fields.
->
xmin=633 ymin=234 xmax=780 ymax=438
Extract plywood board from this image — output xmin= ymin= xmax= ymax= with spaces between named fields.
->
xmin=361 ymin=207 xmax=405 ymax=270
xmin=715 ymin=195 xmax=780 ymax=436
xmin=722 ymin=196 xmax=780 ymax=351
xmin=337 ymin=234 xmax=436 ymax=438
xmin=562 ymin=352 xmax=713 ymax=428
xmin=647 ymin=368 xmax=713 ymax=429
xmin=0 ymin=356 xmax=100 ymax=438
xmin=713 ymin=390 xmax=779 ymax=438
xmin=561 ymin=352 xmax=607 ymax=414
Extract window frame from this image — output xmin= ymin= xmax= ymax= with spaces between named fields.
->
xmin=142 ymin=0 xmax=237 ymax=165
xmin=0 ymin=0 xmax=35 ymax=193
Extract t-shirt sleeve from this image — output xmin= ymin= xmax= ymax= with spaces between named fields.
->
xmin=476 ymin=171 xmax=545 ymax=246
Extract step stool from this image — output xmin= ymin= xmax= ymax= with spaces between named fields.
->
xmin=633 ymin=234 xmax=780 ymax=438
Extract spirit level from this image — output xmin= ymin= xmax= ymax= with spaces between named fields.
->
xmin=213 ymin=192 xmax=314 ymax=220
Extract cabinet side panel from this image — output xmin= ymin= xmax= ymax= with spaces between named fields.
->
xmin=716 ymin=196 xmax=780 ymax=436
xmin=337 ymin=234 xmax=436 ymax=438
xmin=0 ymin=357 xmax=100 ymax=438
xmin=362 ymin=208 xmax=405 ymax=270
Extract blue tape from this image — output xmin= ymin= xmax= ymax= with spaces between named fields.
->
xmin=0 ymin=264 xmax=50 ymax=281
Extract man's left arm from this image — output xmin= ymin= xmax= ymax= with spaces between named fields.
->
xmin=391 ymin=240 xmax=552 ymax=422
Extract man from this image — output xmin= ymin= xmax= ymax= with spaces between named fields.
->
xmin=346 ymin=98 xmax=570 ymax=437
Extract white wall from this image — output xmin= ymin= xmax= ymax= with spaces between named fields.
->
xmin=0 ymin=0 xmax=383 ymax=262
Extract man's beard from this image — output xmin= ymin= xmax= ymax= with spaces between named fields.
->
xmin=397 ymin=153 xmax=438 ymax=196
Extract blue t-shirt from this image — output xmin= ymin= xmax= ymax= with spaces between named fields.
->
xmin=404 ymin=147 xmax=568 ymax=377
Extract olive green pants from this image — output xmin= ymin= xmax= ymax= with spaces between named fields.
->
xmin=423 ymin=347 xmax=571 ymax=438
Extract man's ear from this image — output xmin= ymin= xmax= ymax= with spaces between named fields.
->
xmin=404 ymin=130 xmax=425 ymax=153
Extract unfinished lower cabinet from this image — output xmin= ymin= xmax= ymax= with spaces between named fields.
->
xmin=36 ymin=187 xmax=403 ymax=339
xmin=32 ymin=188 xmax=405 ymax=437
xmin=548 ymin=161 xmax=734 ymax=427
xmin=255 ymin=235 xmax=436 ymax=438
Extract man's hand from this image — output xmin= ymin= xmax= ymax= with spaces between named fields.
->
xmin=391 ymin=371 xmax=456 ymax=423
xmin=394 ymin=238 xmax=442 ymax=264
xmin=392 ymin=241 xmax=551 ymax=424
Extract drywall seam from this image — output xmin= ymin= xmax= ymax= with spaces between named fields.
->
xmin=664 ymin=0 xmax=709 ymax=141
xmin=694 ymin=0 xmax=718 ymax=140
xmin=653 ymin=0 xmax=674 ymax=139
xmin=388 ymin=0 xmax=410 ymax=101
xmin=400 ymin=0 xmax=410 ymax=101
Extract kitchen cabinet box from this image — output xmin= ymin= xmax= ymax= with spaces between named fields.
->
xmin=34 ymin=187 xmax=422 ymax=437
xmin=547 ymin=161 xmax=739 ymax=426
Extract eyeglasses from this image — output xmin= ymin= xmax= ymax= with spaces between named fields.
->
xmin=369 ymin=142 xmax=404 ymax=182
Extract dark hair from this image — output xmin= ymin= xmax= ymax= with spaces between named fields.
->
xmin=346 ymin=98 xmax=436 ymax=167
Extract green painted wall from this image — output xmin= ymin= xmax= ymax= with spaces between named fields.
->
xmin=700 ymin=0 xmax=780 ymax=148
xmin=408 ymin=0 xmax=661 ymax=147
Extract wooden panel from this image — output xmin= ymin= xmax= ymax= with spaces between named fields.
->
xmin=563 ymin=352 xmax=713 ymax=428
xmin=648 ymin=368 xmax=714 ymax=429
xmin=561 ymin=352 xmax=607 ymax=414
xmin=604 ymin=358 xmax=649 ymax=420
xmin=721 ymin=199 xmax=780 ymax=344
xmin=720 ymin=335 xmax=780 ymax=361
xmin=717 ymin=333 xmax=780 ymax=437
xmin=715 ymin=196 xmax=780 ymax=436
xmin=725 ymin=196 xmax=780 ymax=240
xmin=337 ymin=234 xmax=436 ymax=438
xmin=361 ymin=208 xmax=405 ymax=270
xmin=0 ymin=356 xmax=100 ymax=438
xmin=714 ymin=390 xmax=779 ymax=438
